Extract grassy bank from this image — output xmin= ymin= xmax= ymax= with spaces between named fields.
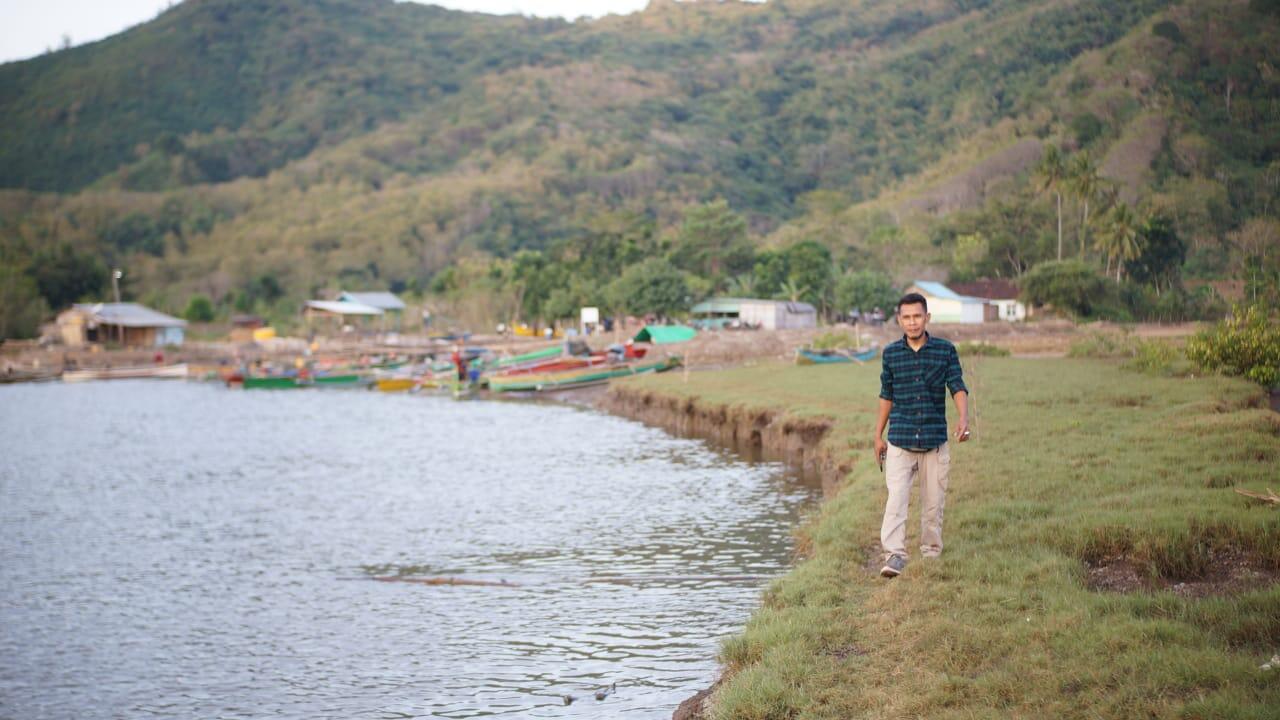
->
xmin=619 ymin=358 xmax=1280 ymax=719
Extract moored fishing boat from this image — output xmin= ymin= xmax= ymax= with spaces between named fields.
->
xmin=312 ymin=373 xmax=371 ymax=388
xmin=239 ymin=375 xmax=303 ymax=389
xmin=375 ymin=377 xmax=418 ymax=392
xmin=794 ymin=346 xmax=879 ymax=365
xmin=62 ymin=363 xmax=189 ymax=382
xmin=488 ymin=356 xmax=681 ymax=393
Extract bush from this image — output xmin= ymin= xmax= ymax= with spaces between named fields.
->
xmin=0 ymin=265 xmax=52 ymax=339
xmin=956 ymin=341 xmax=1011 ymax=357
xmin=1185 ymin=304 xmax=1280 ymax=387
xmin=1021 ymin=260 xmax=1114 ymax=319
xmin=183 ymin=294 xmax=216 ymax=322
xmin=834 ymin=269 xmax=898 ymax=316
xmin=810 ymin=331 xmax=857 ymax=350
xmin=1068 ymin=332 xmax=1140 ymax=359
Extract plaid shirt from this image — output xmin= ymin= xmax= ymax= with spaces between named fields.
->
xmin=879 ymin=333 xmax=967 ymax=450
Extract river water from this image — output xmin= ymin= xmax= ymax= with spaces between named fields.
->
xmin=0 ymin=381 xmax=817 ymax=719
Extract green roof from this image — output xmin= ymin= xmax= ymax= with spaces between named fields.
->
xmin=691 ymin=298 xmax=746 ymax=314
xmin=633 ymin=325 xmax=697 ymax=344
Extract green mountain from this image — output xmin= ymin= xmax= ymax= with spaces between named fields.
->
xmin=1 ymin=0 xmax=1277 ymax=335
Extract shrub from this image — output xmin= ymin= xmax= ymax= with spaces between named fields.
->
xmin=183 ymin=294 xmax=215 ymax=322
xmin=1068 ymin=331 xmax=1140 ymax=359
xmin=956 ymin=341 xmax=1011 ymax=357
xmin=1121 ymin=340 xmax=1190 ymax=376
xmin=1185 ymin=304 xmax=1280 ymax=387
xmin=1021 ymin=260 xmax=1114 ymax=318
xmin=810 ymin=331 xmax=857 ymax=350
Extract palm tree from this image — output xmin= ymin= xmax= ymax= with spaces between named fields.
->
xmin=1097 ymin=203 xmax=1143 ymax=281
xmin=1067 ymin=152 xmax=1101 ymax=258
xmin=725 ymin=273 xmax=757 ymax=298
xmin=1035 ymin=144 xmax=1067 ymax=260
xmin=776 ymin=280 xmax=810 ymax=303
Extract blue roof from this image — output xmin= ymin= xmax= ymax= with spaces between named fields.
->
xmin=912 ymin=281 xmax=964 ymax=300
xmin=73 ymin=303 xmax=186 ymax=328
xmin=339 ymin=291 xmax=405 ymax=311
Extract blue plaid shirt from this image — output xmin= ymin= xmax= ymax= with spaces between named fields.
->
xmin=879 ymin=333 xmax=967 ymax=450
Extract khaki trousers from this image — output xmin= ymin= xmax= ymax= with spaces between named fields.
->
xmin=881 ymin=441 xmax=951 ymax=560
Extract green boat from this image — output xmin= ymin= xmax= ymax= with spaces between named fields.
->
xmin=312 ymin=373 xmax=369 ymax=387
xmin=481 ymin=345 xmax=563 ymax=370
xmin=489 ymin=356 xmax=681 ymax=393
xmin=241 ymin=376 xmax=302 ymax=389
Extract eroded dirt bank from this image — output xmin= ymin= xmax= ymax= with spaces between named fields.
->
xmin=600 ymin=384 xmax=848 ymax=498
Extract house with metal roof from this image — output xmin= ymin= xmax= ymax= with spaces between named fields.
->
xmin=338 ymin=291 xmax=405 ymax=311
xmin=904 ymin=281 xmax=989 ymax=324
xmin=949 ymin=279 xmax=1027 ymax=321
xmin=337 ymin=291 xmax=405 ymax=331
xmin=690 ymin=297 xmax=817 ymax=330
xmin=57 ymin=303 xmax=187 ymax=347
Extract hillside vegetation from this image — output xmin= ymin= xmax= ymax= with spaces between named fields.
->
xmin=1 ymin=0 xmax=1277 ymax=336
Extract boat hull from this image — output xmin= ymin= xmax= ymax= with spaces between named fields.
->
xmin=62 ymin=364 xmax=189 ymax=382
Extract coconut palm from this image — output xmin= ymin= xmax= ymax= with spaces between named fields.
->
xmin=725 ymin=273 xmax=757 ymax=297
xmin=1096 ymin=202 xmax=1143 ymax=281
xmin=1067 ymin=152 xmax=1101 ymax=258
xmin=776 ymin=280 xmax=810 ymax=303
xmin=1035 ymin=144 xmax=1067 ymax=260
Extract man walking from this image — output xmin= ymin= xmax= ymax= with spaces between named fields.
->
xmin=873 ymin=293 xmax=969 ymax=578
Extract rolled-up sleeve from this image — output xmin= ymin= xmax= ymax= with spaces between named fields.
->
xmin=879 ymin=352 xmax=894 ymax=401
xmin=946 ymin=345 xmax=967 ymax=396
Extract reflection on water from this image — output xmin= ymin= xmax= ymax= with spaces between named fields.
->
xmin=0 ymin=381 xmax=818 ymax=718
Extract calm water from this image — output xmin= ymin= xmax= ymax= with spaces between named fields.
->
xmin=0 ymin=381 xmax=817 ymax=719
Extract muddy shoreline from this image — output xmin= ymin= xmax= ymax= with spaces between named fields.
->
xmin=597 ymin=383 xmax=844 ymax=719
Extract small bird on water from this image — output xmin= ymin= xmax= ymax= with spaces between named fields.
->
xmin=595 ymin=683 xmax=616 ymax=701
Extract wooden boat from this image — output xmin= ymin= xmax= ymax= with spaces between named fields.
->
xmin=375 ymin=377 xmax=418 ymax=392
xmin=487 ymin=345 xmax=563 ymax=369
xmin=312 ymin=373 xmax=370 ymax=387
xmin=62 ymin=363 xmax=189 ymax=382
xmin=795 ymin=347 xmax=879 ymax=365
xmin=239 ymin=375 xmax=303 ymax=389
xmin=491 ymin=355 xmax=607 ymax=377
xmin=488 ymin=356 xmax=681 ymax=392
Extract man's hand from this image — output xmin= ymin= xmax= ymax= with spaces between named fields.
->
xmin=954 ymin=419 xmax=971 ymax=442
xmin=874 ymin=436 xmax=887 ymax=468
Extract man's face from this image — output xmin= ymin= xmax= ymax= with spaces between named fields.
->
xmin=897 ymin=302 xmax=929 ymax=339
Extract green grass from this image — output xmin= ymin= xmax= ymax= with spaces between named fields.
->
xmin=620 ymin=358 xmax=1280 ymax=719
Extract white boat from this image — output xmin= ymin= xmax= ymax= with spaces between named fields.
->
xmin=62 ymin=363 xmax=189 ymax=382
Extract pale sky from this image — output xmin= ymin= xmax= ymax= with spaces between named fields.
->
xmin=0 ymin=0 xmax=651 ymax=65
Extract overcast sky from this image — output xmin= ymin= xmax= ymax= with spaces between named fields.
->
xmin=0 ymin=0 xmax=650 ymax=64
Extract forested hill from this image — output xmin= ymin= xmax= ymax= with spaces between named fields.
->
xmin=1 ymin=0 xmax=1278 ymax=336
xmin=0 ymin=0 xmax=565 ymax=192
xmin=3 ymin=0 xmax=1173 ymax=199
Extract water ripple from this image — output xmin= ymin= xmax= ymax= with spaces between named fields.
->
xmin=0 ymin=381 xmax=818 ymax=718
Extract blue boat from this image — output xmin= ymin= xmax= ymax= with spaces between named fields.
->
xmin=795 ymin=346 xmax=879 ymax=365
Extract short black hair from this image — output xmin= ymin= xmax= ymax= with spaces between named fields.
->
xmin=896 ymin=292 xmax=928 ymax=313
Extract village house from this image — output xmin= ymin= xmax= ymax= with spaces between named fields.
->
xmin=690 ymin=297 xmax=817 ymax=330
xmin=949 ymin=279 xmax=1028 ymax=322
xmin=904 ymin=281 xmax=988 ymax=324
xmin=56 ymin=303 xmax=187 ymax=348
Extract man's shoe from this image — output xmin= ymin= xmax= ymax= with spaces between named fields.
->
xmin=880 ymin=555 xmax=906 ymax=577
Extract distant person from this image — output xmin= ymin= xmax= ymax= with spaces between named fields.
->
xmin=873 ymin=293 xmax=969 ymax=578
xmin=451 ymin=344 xmax=466 ymax=382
